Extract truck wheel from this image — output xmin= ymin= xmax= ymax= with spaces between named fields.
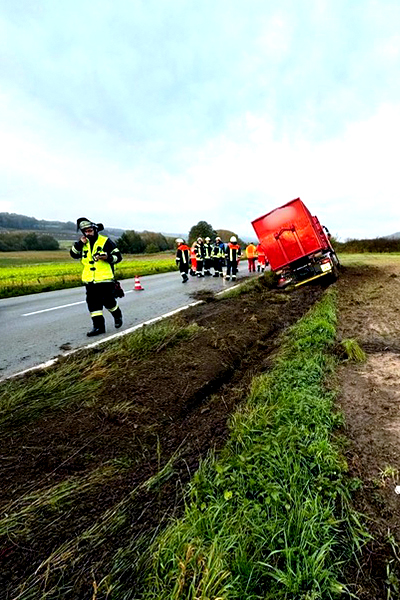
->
xmin=331 ymin=265 xmax=340 ymax=281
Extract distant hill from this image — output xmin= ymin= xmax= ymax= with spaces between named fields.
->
xmin=0 ymin=212 xmax=125 ymax=240
xmin=385 ymin=232 xmax=400 ymax=239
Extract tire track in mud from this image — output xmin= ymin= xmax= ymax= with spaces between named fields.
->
xmin=0 ymin=279 xmax=325 ymax=599
xmin=336 ymin=261 xmax=400 ymax=599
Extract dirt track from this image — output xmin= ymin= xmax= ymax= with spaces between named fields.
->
xmin=336 ymin=260 xmax=400 ymax=599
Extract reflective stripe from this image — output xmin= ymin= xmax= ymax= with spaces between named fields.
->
xmin=90 ymin=310 xmax=104 ymax=317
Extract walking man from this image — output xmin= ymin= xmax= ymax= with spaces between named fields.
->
xmin=70 ymin=217 xmax=123 ymax=336
xmin=175 ymin=238 xmax=190 ymax=283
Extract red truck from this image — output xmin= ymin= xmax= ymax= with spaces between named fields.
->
xmin=251 ymin=198 xmax=340 ymax=287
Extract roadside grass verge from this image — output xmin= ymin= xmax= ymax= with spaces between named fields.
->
xmin=0 ymin=320 xmax=200 ymax=432
xmin=108 ymin=288 xmax=368 ymax=600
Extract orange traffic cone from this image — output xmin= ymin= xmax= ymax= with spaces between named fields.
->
xmin=134 ymin=275 xmax=144 ymax=291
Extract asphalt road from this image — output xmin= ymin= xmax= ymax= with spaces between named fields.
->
xmin=0 ymin=269 xmax=259 ymax=381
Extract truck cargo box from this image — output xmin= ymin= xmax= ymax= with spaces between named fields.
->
xmin=251 ymin=198 xmax=330 ymax=272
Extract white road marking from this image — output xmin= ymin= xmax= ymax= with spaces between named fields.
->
xmin=23 ymin=301 xmax=85 ymax=316
xmin=22 ymin=289 xmax=134 ymax=316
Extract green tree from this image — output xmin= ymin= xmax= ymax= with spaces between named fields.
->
xmin=141 ymin=231 xmax=169 ymax=252
xmin=145 ymin=242 xmax=158 ymax=253
xmin=117 ymin=231 xmax=146 ymax=254
xmin=37 ymin=234 xmax=60 ymax=250
xmin=188 ymin=221 xmax=216 ymax=245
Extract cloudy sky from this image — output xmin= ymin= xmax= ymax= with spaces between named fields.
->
xmin=1 ymin=0 xmax=399 ymax=240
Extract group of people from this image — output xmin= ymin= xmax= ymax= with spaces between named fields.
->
xmin=70 ymin=217 xmax=269 ymax=337
xmin=175 ymin=237 xmax=268 ymax=283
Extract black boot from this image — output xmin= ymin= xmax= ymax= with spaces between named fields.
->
xmin=112 ymin=307 xmax=123 ymax=329
xmin=87 ymin=315 xmax=106 ymax=337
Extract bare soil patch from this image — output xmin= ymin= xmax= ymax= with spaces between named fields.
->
xmin=0 ymin=277 xmax=325 ymax=599
xmin=337 ymin=261 xmax=400 ymax=599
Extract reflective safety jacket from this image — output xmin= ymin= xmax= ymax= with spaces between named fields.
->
xmin=194 ymin=241 xmax=205 ymax=260
xmin=203 ymin=242 xmax=212 ymax=259
xmin=212 ymin=242 xmax=225 ymax=258
xmin=176 ymin=243 xmax=190 ymax=267
xmin=246 ymin=243 xmax=257 ymax=258
xmin=225 ymin=242 xmax=241 ymax=263
xmin=70 ymin=234 xmax=122 ymax=283
xmin=256 ymin=243 xmax=266 ymax=264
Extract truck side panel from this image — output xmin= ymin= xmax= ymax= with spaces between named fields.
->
xmin=251 ymin=198 xmax=328 ymax=271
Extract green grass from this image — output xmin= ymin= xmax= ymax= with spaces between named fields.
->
xmin=0 ymin=459 xmax=130 ymax=543
xmin=112 ymin=289 xmax=368 ymax=600
xmin=338 ymin=252 xmax=400 ymax=267
xmin=0 ymin=251 xmax=177 ymax=298
xmin=2 ymin=284 xmax=370 ymax=599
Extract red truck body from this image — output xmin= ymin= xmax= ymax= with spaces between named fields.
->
xmin=251 ymin=198 xmax=339 ymax=286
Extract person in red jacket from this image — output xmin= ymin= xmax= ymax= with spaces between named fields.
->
xmin=256 ymin=243 xmax=266 ymax=272
xmin=225 ymin=236 xmax=241 ymax=281
xmin=190 ymin=243 xmax=197 ymax=276
xmin=175 ymin=238 xmax=190 ymax=283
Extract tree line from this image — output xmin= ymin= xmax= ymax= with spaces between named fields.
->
xmin=332 ymin=237 xmax=400 ymax=253
xmin=117 ymin=221 xmax=244 ymax=254
xmin=0 ymin=232 xmax=60 ymax=251
xmin=0 ymin=212 xmax=75 ymax=231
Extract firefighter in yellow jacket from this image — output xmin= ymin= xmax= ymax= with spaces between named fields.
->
xmin=70 ymin=217 xmax=123 ymax=336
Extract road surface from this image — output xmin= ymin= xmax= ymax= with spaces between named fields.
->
xmin=0 ymin=270 xmax=259 ymax=380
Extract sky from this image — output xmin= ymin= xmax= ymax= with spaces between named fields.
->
xmin=1 ymin=0 xmax=400 ymax=240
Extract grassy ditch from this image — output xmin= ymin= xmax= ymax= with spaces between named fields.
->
xmin=0 ymin=320 xmax=200 ymax=432
xmin=108 ymin=288 xmax=368 ymax=600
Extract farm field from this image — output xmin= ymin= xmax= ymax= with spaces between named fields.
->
xmin=0 ymin=250 xmax=177 ymax=298
xmin=1 ymin=256 xmax=400 ymax=598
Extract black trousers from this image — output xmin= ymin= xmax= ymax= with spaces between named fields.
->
xmin=178 ymin=263 xmax=189 ymax=274
xmin=213 ymin=257 xmax=223 ymax=273
xmin=85 ymin=282 xmax=118 ymax=314
xmin=204 ymin=258 xmax=212 ymax=271
xmin=226 ymin=261 xmax=238 ymax=276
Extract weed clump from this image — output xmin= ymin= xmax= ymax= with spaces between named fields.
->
xmin=340 ymin=338 xmax=367 ymax=362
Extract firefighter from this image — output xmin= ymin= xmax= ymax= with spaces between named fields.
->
xmin=246 ymin=242 xmax=257 ymax=272
xmin=175 ymin=238 xmax=190 ymax=283
xmin=70 ymin=217 xmax=123 ymax=336
xmin=189 ymin=243 xmax=197 ymax=276
xmin=203 ymin=237 xmax=213 ymax=276
xmin=256 ymin=243 xmax=266 ymax=272
xmin=225 ymin=236 xmax=241 ymax=281
xmin=194 ymin=237 xmax=205 ymax=277
xmin=212 ymin=236 xmax=225 ymax=277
